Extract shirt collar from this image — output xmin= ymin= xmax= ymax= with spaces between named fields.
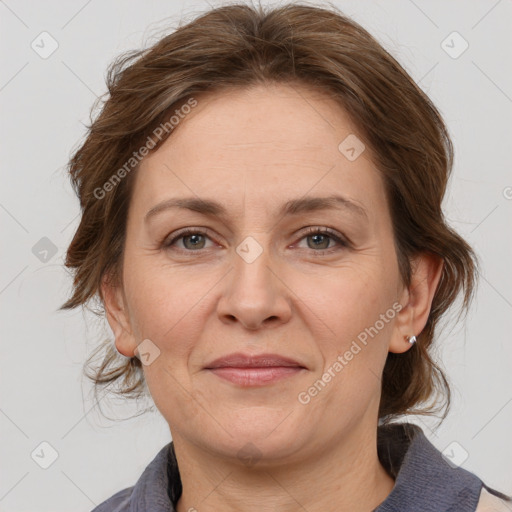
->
xmin=374 ymin=422 xmax=483 ymax=511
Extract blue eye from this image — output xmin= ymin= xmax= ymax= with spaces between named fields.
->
xmin=163 ymin=226 xmax=348 ymax=255
xmin=295 ymin=227 xmax=348 ymax=254
xmin=163 ymin=228 xmax=213 ymax=251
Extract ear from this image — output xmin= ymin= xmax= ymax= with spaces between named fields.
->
xmin=389 ymin=252 xmax=444 ymax=354
xmin=101 ymin=273 xmax=137 ymax=358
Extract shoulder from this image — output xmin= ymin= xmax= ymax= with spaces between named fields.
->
xmin=88 ymin=441 xmax=175 ymax=512
xmin=376 ymin=422 xmax=511 ymax=511
xmin=90 ymin=486 xmax=134 ymax=512
xmin=475 ymin=486 xmax=512 ymax=512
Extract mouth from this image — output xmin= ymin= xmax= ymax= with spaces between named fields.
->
xmin=204 ymin=352 xmax=307 ymax=387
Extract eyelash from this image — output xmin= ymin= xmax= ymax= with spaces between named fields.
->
xmin=162 ymin=226 xmax=349 ymax=256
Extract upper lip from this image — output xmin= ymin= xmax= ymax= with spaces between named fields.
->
xmin=204 ymin=352 xmax=306 ymax=369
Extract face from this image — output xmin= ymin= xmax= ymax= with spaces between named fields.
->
xmin=108 ymin=83 xmax=415 ymax=465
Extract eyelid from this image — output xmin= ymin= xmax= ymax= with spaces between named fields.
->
xmin=298 ymin=226 xmax=348 ymax=243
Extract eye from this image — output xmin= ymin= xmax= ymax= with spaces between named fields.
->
xmin=295 ymin=227 xmax=348 ymax=254
xmin=163 ymin=228 xmax=215 ymax=252
xmin=162 ymin=226 xmax=349 ymax=255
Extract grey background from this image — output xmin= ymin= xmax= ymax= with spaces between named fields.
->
xmin=1 ymin=0 xmax=511 ymax=510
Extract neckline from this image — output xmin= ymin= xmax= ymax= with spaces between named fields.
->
xmin=142 ymin=422 xmax=484 ymax=511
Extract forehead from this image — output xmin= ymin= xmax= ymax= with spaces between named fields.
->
xmin=164 ymin=82 xmax=363 ymax=162
xmin=132 ymin=83 xmax=384 ymax=219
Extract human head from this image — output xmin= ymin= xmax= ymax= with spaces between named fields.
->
xmin=62 ymin=2 xmax=477 ymax=430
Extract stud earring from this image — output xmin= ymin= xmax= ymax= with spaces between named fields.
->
xmin=406 ymin=335 xmax=417 ymax=345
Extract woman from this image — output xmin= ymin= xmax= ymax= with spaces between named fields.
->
xmin=61 ymin=2 xmax=511 ymax=511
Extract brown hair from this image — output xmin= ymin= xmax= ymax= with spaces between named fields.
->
xmin=61 ymin=0 xmax=478 ymax=424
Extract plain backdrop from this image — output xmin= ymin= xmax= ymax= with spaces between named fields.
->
xmin=1 ymin=0 xmax=511 ymax=510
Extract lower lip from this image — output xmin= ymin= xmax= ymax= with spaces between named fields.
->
xmin=207 ymin=366 xmax=304 ymax=386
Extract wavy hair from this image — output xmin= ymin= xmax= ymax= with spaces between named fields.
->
xmin=61 ymin=1 xmax=478 ymax=424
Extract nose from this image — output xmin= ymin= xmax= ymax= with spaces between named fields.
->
xmin=216 ymin=237 xmax=293 ymax=330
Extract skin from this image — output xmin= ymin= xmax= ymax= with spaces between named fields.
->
xmin=103 ymin=82 xmax=443 ymax=512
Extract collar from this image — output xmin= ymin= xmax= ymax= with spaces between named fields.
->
xmin=125 ymin=422 xmax=485 ymax=511
xmin=374 ymin=422 xmax=483 ymax=511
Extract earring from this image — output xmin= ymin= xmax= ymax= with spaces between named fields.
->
xmin=406 ymin=335 xmax=417 ymax=345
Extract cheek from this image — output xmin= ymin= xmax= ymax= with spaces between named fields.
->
xmin=290 ymin=263 xmax=397 ymax=409
xmin=122 ymin=259 xmax=209 ymax=355
xmin=296 ymin=274 xmax=394 ymax=412
xmin=123 ymin=265 xmax=209 ymax=414
xmin=293 ymin=264 xmax=395 ymax=346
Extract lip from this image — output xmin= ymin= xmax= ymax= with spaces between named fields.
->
xmin=207 ymin=366 xmax=305 ymax=386
xmin=204 ymin=352 xmax=307 ymax=387
xmin=204 ymin=352 xmax=306 ymax=370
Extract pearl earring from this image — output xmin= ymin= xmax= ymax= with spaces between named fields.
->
xmin=406 ymin=335 xmax=417 ymax=345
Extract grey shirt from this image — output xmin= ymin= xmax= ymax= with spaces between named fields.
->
xmin=91 ymin=422 xmax=510 ymax=511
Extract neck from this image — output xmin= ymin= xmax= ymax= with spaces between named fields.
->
xmin=173 ymin=422 xmax=395 ymax=512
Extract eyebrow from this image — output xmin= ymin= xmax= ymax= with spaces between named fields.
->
xmin=144 ymin=194 xmax=368 ymax=222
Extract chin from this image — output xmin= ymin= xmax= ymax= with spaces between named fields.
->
xmin=207 ymin=413 xmax=309 ymax=465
